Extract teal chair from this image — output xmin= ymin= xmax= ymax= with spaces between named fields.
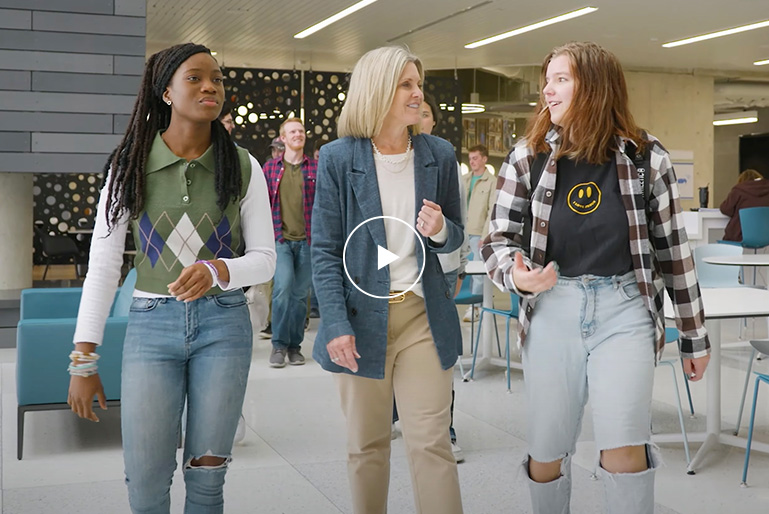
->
xmin=737 ymin=207 xmax=769 ymax=252
xmin=468 ymin=293 xmax=519 ymax=391
xmin=454 ymin=273 xmax=484 ymax=373
xmin=718 ymin=206 xmax=769 ymax=285
xmin=16 ymin=269 xmax=136 ymax=460
xmin=740 ymin=339 xmax=769 ymax=487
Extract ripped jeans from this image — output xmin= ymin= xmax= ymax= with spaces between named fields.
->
xmin=121 ymin=290 xmax=252 ymax=514
xmin=522 ymin=273 xmax=657 ymax=513
xmin=523 ymin=272 xmax=655 ymax=462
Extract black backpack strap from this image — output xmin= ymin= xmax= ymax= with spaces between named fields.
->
xmin=521 ymin=152 xmax=548 ymax=255
xmin=625 ymin=131 xmax=652 ymax=211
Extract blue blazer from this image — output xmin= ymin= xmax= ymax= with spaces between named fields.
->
xmin=311 ymin=134 xmax=464 ymax=379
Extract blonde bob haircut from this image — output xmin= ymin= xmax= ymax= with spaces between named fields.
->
xmin=337 ymin=46 xmax=424 ymax=139
xmin=526 ymin=41 xmax=646 ymax=165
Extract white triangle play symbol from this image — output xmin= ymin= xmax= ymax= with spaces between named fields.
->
xmin=377 ymin=245 xmax=400 ymax=270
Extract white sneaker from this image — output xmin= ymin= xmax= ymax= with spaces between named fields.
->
xmin=462 ymin=306 xmax=479 ymax=322
xmin=233 ymin=414 xmax=246 ymax=444
xmin=451 ymin=440 xmax=465 ymax=463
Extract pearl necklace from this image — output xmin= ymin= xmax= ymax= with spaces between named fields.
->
xmin=371 ymin=135 xmax=412 ymax=165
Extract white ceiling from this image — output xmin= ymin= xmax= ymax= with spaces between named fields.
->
xmin=146 ymin=0 xmax=769 ymax=109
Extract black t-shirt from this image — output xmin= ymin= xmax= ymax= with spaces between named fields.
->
xmin=545 ymin=157 xmax=633 ymax=277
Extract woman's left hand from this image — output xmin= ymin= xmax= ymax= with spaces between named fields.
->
xmin=167 ymin=262 xmax=214 ymax=302
xmin=682 ymin=354 xmax=710 ymax=382
xmin=417 ymin=199 xmax=444 ymax=238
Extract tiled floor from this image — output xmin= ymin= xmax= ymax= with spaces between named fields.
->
xmin=3 ymin=317 xmax=769 ymax=513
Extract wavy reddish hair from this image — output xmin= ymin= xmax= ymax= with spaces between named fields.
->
xmin=525 ymin=41 xmax=646 ymax=164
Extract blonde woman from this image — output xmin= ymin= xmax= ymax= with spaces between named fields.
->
xmin=311 ymin=46 xmax=464 ymax=514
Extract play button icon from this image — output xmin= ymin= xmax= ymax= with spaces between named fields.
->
xmin=377 ymin=245 xmax=400 ymax=270
xmin=343 ymin=215 xmax=426 ymax=300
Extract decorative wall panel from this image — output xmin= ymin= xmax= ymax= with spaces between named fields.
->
xmin=304 ymin=70 xmax=349 ymax=152
xmin=224 ymin=68 xmax=302 ymax=163
xmin=32 ymin=173 xmax=101 ymax=263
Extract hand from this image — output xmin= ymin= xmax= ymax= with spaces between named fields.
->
xmin=327 ymin=335 xmax=360 ymax=373
xmin=167 ymin=262 xmax=214 ymax=301
xmin=511 ymin=252 xmax=557 ymax=294
xmin=683 ymin=354 xmax=710 ymax=382
xmin=416 ymin=199 xmax=444 ymax=238
xmin=68 ymin=374 xmax=107 ymax=422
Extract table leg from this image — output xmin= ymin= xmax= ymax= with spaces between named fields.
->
xmin=686 ymin=319 xmax=721 ymax=473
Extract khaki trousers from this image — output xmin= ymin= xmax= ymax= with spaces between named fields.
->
xmin=335 ymin=294 xmax=463 ymax=514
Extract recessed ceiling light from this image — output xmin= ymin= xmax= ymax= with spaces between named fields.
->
xmin=663 ymin=19 xmax=769 ymax=48
xmin=465 ymin=7 xmax=598 ymax=49
xmin=713 ymin=111 xmax=758 ymax=126
xmin=294 ymin=0 xmax=379 ymax=39
xmin=462 ymin=103 xmax=485 ymax=114
xmin=754 ymin=58 xmax=769 ymax=66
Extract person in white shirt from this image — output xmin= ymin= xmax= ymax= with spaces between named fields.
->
xmin=67 ymin=43 xmax=275 ymax=513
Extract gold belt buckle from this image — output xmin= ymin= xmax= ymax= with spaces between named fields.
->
xmin=389 ymin=291 xmax=408 ymax=304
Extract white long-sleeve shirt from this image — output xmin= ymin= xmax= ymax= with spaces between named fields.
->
xmin=73 ymin=153 xmax=276 ymax=345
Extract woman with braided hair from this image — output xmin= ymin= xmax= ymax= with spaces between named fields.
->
xmin=67 ymin=43 xmax=275 ymax=512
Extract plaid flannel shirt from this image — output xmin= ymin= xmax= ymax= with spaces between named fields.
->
xmin=262 ymin=154 xmax=317 ymax=245
xmin=480 ymin=128 xmax=710 ymax=359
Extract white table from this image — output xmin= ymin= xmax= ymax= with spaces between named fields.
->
xmin=702 ymin=255 xmax=769 ymax=267
xmin=703 ymin=253 xmax=769 ymax=296
xmin=460 ymin=261 xmax=521 ymax=380
xmin=656 ymin=287 xmax=769 ymax=473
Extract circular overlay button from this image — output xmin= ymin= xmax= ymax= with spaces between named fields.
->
xmin=342 ymin=215 xmax=425 ymax=300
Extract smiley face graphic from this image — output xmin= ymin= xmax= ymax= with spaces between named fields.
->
xmin=567 ymin=182 xmax=601 ymax=214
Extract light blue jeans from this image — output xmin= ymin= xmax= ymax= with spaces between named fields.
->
xmin=121 ymin=290 xmax=252 ymax=514
xmin=272 ymin=239 xmax=312 ymax=350
xmin=523 ymin=272 xmax=657 ymax=514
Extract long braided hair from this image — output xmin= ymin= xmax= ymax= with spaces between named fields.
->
xmin=103 ymin=43 xmax=241 ymax=229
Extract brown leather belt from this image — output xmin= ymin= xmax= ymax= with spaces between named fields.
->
xmin=388 ymin=290 xmax=415 ymax=304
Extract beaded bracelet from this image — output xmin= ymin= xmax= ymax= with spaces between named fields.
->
xmin=70 ymin=350 xmax=100 ymax=362
xmin=68 ymin=361 xmax=99 ymax=377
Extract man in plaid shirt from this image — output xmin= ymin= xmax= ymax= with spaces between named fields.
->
xmin=262 ymin=118 xmax=317 ymax=367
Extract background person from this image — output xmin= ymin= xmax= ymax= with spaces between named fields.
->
xmin=311 ymin=46 xmax=465 ymax=514
xmin=67 ymin=43 xmax=276 ymax=513
xmin=262 ymin=118 xmax=317 ymax=367
xmin=462 ymin=144 xmax=496 ymax=320
xmin=719 ymin=168 xmax=769 ymax=242
xmin=481 ymin=41 xmax=710 ymax=514
xmin=391 ymin=92 xmax=469 ymax=463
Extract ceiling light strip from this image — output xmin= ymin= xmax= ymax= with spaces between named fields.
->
xmin=294 ymin=0 xmax=378 ymax=39
xmin=465 ymin=6 xmax=598 ymax=49
xmin=754 ymin=59 xmax=769 ymax=66
xmin=387 ymin=1 xmax=493 ymax=42
xmin=663 ymin=19 xmax=769 ymax=48
xmin=713 ymin=116 xmax=758 ymax=126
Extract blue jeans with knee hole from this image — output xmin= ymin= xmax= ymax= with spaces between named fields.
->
xmin=523 ymin=272 xmax=655 ymax=463
xmin=121 ymin=290 xmax=252 ymax=514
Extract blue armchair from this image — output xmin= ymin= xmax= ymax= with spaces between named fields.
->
xmin=16 ymin=269 xmax=136 ymax=460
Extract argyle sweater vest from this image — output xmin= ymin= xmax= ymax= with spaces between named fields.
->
xmin=131 ymin=148 xmax=252 ymax=295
